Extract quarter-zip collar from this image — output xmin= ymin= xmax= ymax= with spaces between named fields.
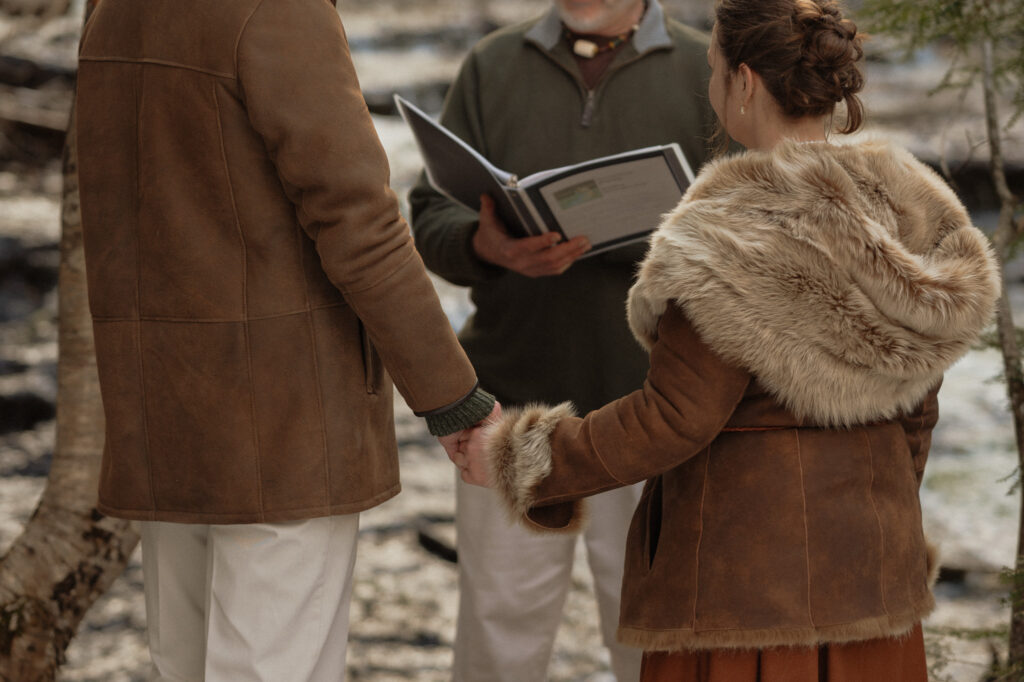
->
xmin=524 ymin=0 xmax=672 ymax=55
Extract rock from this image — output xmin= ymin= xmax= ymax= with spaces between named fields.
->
xmin=0 ymin=53 xmax=76 ymax=88
xmin=0 ymin=391 xmax=54 ymax=434
xmin=0 ymin=236 xmax=59 ymax=322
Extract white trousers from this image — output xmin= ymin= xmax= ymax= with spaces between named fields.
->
xmin=140 ymin=515 xmax=360 ymax=682
xmin=453 ymin=477 xmax=643 ymax=682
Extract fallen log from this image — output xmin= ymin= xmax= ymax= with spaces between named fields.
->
xmin=0 ymin=84 xmax=70 ymax=131
xmin=0 ymin=55 xmax=76 ymax=89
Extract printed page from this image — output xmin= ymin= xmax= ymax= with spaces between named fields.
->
xmin=534 ymin=155 xmax=684 ymax=249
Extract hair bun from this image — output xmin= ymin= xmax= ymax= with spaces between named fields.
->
xmin=714 ymin=0 xmax=867 ymax=134
xmin=792 ymin=0 xmax=864 ymax=101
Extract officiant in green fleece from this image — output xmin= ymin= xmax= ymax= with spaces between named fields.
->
xmin=408 ymin=1 xmax=715 ymax=680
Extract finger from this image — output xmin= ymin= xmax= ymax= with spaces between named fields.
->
xmin=508 ymin=232 xmax=563 ymax=256
xmin=525 ymin=244 xmax=591 ymax=276
xmin=552 ymin=236 xmax=591 ymax=257
xmin=534 ymin=236 xmax=590 ymax=262
xmin=514 ymin=238 xmax=588 ymax=273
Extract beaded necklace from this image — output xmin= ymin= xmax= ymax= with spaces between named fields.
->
xmin=563 ymin=24 xmax=639 ymax=59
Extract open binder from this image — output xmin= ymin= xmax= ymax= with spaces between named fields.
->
xmin=396 ymin=95 xmax=695 ymax=256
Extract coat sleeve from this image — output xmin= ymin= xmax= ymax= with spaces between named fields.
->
xmin=235 ymin=0 xmax=489 ymax=428
xmin=898 ymin=383 xmax=941 ymax=488
xmin=408 ymin=52 xmax=504 ymax=287
xmin=485 ymin=305 xmax=750 ymax=531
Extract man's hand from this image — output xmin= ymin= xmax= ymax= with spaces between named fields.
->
xmin=472 ymin=195 xmax=590 ymax=277
xmin=437 ymin=430 xmax=465 ymax=461
xmin=439 ymin=401 xmax=501 ymax=487
xmin=460 ymin=422 xmax=496 ymax=487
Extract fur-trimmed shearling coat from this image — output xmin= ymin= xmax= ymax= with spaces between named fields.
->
xmin=484 ymin=139 xmax=999 ymax=651
xmin=76 ymin=0 xmax=489 ymax=523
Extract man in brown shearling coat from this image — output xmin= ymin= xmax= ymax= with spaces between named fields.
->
xmin=74 ymin=0 xmax=495 ymax=679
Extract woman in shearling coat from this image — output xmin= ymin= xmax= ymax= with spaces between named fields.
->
xmin=457 ymin=0 xmax=1001 ymax=679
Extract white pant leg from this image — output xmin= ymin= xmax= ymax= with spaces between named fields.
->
xmin=205 ymin=515 xmax=360 ymax=682
xmin=141 ymin=515 xmax=360 ymax=682
xmin=583 ymin=484 xmax=644 ymax=682
xmin=453 ymin=475 xmax=577 ymax=682
xmin=141 ymin=522 xmax=211 ymax=682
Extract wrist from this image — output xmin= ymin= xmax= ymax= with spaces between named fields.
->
xmin=422 ymin=385 xmax=496 ymax=436
xmin=471 ymin=223 xmax=498 ymax=266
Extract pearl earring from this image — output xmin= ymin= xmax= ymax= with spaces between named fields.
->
xmin=740 ymin=105 xmax=746 ymax=115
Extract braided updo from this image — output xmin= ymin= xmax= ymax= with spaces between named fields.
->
xmin=715 ymin=0 xmax=866 ymax=133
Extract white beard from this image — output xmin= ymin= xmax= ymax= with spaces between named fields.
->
xmin=557 ymin=0 xmax=642 ymax=34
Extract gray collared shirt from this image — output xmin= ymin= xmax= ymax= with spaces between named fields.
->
xmin=524 ymin=0 xmax=672 ymax=54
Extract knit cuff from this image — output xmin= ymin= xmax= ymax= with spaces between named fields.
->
xmin=421 ymin=385 xmax=496 ymax=436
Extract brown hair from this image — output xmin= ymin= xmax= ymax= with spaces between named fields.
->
xmin=714 ymin=0 xmax=866 ymax=134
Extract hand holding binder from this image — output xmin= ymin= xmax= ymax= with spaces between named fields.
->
xmin=396 ymin=95 xmax=695 ymax=257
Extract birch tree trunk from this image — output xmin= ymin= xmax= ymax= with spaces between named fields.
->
xmin=982 ymin=37 xmax=1024 ymax=673
xmin=0 ymin=4 xmax=140 ymax=678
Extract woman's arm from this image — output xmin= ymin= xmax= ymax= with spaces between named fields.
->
xmin=898 ymin=383 xmax=941 ymax=488
xmin=474 ymin=305 xmax=751 ymax=530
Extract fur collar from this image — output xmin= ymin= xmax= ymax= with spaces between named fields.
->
xmin=628 ymin=139 xmax=1000 ymax=426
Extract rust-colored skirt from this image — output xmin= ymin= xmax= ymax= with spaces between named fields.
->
xmin=639 ymin=624 xmax=927 ymax=682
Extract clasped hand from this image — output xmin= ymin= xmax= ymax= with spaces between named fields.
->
xmin=437 ymin=401 xmax=500 ymax=487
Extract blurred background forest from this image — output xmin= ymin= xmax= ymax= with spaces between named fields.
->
xmin=0 ymin=0 xmax=1022 ymax=680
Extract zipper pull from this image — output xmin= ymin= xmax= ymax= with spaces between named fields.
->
xmin=581 ymin=90 xmax=595 ymax=128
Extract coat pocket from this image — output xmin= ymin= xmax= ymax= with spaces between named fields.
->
xmin=644 ymin=476 xmax=664 ymax=570
xmin=357 ymin=320 xmax=383 ymax=394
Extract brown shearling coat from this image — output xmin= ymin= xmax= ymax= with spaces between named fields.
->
xmin=76 ymin=0 xmax=481 ymax=523
xmin=485 ymin=139 xmax=1000 ymax=650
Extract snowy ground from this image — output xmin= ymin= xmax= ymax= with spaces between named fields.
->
xmin=1 ymin=0 xmax=1022 ymax=680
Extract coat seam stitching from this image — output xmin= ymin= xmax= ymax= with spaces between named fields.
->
xmin=915 ymin=402 xmax=927 ymax=479
xmin=78 ymin=56 xmax=235 ymax=80
xmin=862 ymin=425 xmax=891 ymax=616
xmin=133 ymin=63 xmax=157 ymax=515
xmin=587 ymin=421 xmax=629 ymax=486
xmin=305 ymin=306 xmax=333 ymax=508
xmin=215 ymin=82 xmax=265 ymax=519
xmin=292 ymin=142 xmax=332 ymax=506
xmin=234 ymin=0 xmax=268 ymax=79
xmin=693 ymin=446 xmax=711 ymax=630
xmin=97 ymin=482 xmax=401 ymax=519
xmin=90 ymin=302 xmax=348 ymax=323
xmin=794 ymin=429 xmax=815 ymax=628
xmin=337 ymin=248 xmax=417 ymax=296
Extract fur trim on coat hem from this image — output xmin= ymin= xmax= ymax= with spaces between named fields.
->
xmin=616 ymin=597 xmax=935 ymax=652
xmin=485 ymin=402 xmax=583 ymax=532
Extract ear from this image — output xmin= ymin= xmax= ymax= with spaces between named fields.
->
xmin=737 ymin=63 xmax=756 ymax=108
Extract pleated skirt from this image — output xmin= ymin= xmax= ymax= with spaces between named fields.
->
xmin=639 ymin=623 xmax=927 ymax=682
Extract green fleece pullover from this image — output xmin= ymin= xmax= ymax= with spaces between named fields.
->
xmin=410 ymin=1 xmax=713 ymax=413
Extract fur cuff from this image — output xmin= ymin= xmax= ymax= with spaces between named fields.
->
xmin=484 ymin=402 xmax=577 ymax=522
xmin=926 ymin=540 xmax=941 ymax=588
